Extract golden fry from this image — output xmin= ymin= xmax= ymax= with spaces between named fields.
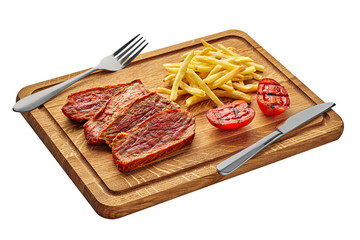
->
xmin=186 ymin=69 xmax=223 ymax=106
xmin=191 ymin=64 xmax=213 ymax=73
xmin=252 ymin=72 xmax=262 ymax=80
xmin=182 ymin=50 xmax=202 ymax=58
xmin=186 ymin=95 xmax=206 ymax=107
xmin=180 ymin=81 xmax=206 ymax=97
xmin=199 ymin=47 xmax=211 ymax=56
xmin=164 ymin=74 xmax=175 ymax=83
xmin=207 ymin=64 xmax=223 ymax=77
xmin=232 ymin=81 xmax=258 ymax=93
xmin=170 ymin=50 xmax=195 ymax=101
xmin=213 ymin=89 xmax=252 ymax=103
xmin=217 ymin=43 xmax=239 ymax=57
xmin=212 ymin=66 xmax=245 ymax=88
xmin=157 ymin=87 xmax=187 ymax=95
xmin=244 ymin=61 xmax=264 ymax=72
xmin=217 ymin=83 xmax=234 ymax=92
xmin=203 ymin=70 xmax=227 ymax=84
xmin=194 ymin=56 xmax=239 ymax=71
xmin=206 ymin=51 xmax=232 ymax=59
xmin=239 ymin=66 xmax=256 ymax=75
xmin=201 ymin=39 xmax=219 ymax=51
xmin=226 ymin=56 xmax=253 ymax=64
xmin=186 ymin=89 xmax=251 ymax=106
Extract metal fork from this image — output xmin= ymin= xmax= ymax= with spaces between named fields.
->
xmin=13 ymin=34 xmax=148 ymax=112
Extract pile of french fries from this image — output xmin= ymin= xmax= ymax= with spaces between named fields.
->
xmin=157 ymin=39 xmax=264 ymax=107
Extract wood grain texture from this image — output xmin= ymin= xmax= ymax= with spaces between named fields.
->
xmin=16 ymin=30 xmax=343 ymax=219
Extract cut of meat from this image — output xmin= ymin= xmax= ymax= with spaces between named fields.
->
xmin=100 ymin=92 xmax=181 ymax=144
xmin=83 ymin=81 xmax=149 ymax=145
xmin=111 ymin=109 xmax=196 ymax=173
xmin=61 ymin=80 xmax=141 ymax=122
xmin=62 ymin=84 xmax=125 ymax=122
xmin=62 ymin=79 xmax=196 ymax=173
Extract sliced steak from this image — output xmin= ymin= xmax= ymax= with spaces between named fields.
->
xmin=111 ymin=109 xmax=195 ymax=173
xmin=100 ymin=92 xmax=181 ymax=144
xmin=84 ymin=81 xmax=149 ymax=145
xmin=62 ymin=80 xmax=141 ymax=122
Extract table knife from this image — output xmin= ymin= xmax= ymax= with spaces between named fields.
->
xmin=217 ymin=102 xmax=336 ymax=176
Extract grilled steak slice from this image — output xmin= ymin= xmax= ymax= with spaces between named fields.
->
xmin=62 ymin=80 xmax=141 ymax=122
xmin=84 ymin=81 xmax=149 ymax=145
xmin=100 ymin=92 xmax=181 ymax=144
xmin=111 ymin=109 xmax=195 ymax=173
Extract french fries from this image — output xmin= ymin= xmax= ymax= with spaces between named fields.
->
xmin=170 ymin=50 xmax=195 ymax=101
xmin=186 ymin=69 xmax=223 ymax=106
xmin=157 ymin=40 xmax=264 ymax=107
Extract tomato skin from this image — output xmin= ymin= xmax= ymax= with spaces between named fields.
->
xmin=206 ymin=100 xmax=255 ymax=130
xmin=257 ymin=78 xmax=290 ymax=115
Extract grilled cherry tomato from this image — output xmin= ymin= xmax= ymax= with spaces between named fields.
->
xmin=257 ymin=78 xmax=290 ymax=115
xmin=206 ymin=100 xmax=255 ymax=130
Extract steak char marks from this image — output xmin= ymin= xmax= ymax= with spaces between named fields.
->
xmin=61 ymin=81 xmax=139 ymax=122
xmin=111 ymin=109 xmax=195 ymax=173
xmin=100 ymin=92 xmax=181 ymax=144
xmin=62 ymin=79 xmax=196 ymax=172
xmin=84 ymin=81 xmax=149 ymax=145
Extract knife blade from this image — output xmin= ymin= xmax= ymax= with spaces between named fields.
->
xmin=217 ymin=102 xmax=336 ymax=176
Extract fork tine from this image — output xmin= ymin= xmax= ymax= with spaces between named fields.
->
xmin=121 ymin=41 xmax=148 ymax=67
xmin=119 ymin=39 xmax=145 ymax=62
xmin=112 ymin=34 xmax=140 ymax=56
xmin=115 ymin=37 xmax=143 ymax=61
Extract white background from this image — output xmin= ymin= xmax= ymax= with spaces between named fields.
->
xmin=1 ymin=0 xmax=359 ymax=239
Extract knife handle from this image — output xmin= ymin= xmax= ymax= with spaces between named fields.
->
xmin=217 ymin=130 xmax=284 ymax=175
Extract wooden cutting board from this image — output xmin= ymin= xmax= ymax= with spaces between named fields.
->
xmin=16 ymin=30 xmax=343 ymax=219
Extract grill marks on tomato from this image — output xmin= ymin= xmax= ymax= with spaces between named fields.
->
xmin=232 ymin=105 xmax=240 ymax=122
xmin=213 ymin=105 xmax=243 ymax=125
xmin=257 ymin=78 xmax=290 ymax=115
xmin=257 ymin=94 xmax=290 ymax=109
xmin=258 ymin=83 xmax=289 ymax=107
xmin=206 ymin=100 xmax=255 ymax=130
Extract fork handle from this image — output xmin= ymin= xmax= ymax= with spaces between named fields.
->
xmin=13 ymin=67 xmax=98 ymax=112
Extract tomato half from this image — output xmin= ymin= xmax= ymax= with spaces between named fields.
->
xmin=257 ymin=78 xmax=290 ymax=115
xmin=206 ymin=100 xmax=255 ymax=130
